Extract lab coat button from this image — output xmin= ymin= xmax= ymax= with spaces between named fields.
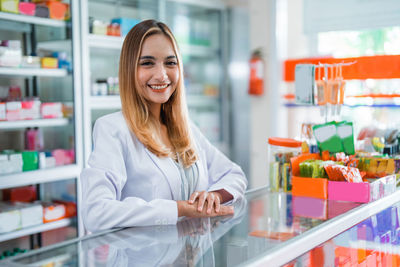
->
xmin=162 ymin=219 xmax=168 ymax=225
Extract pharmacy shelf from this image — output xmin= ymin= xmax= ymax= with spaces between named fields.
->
xmin=90 ymin=95 xmax=121 ymax=110
xmin=0 ymin=67 xmax=68 ymax=77
xmin=0 ymin=11 xmax=66 ymax=27
xmin=0 ymin=218 xmax=73 ymax=243
xmin=0 ymin=118 xmax=70 ymax=130
xmin=37 ymin=40 xmax=71 ymax=51
xmin=0 ymin=164 xmax=81 ymax=190
xmin=88 ymin=34 xmax=124 ymax=50
xmin=187 ymin=95 xmax=219 ymax=107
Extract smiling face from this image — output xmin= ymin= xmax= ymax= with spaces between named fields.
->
xmin=137 ymin=33 xmax=180 ymax=114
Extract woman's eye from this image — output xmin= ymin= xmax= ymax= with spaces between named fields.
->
xmin=166 ymin=61 xmax=177 ymax=66
xmin=140 ymin=61 xmax=154 ymax=66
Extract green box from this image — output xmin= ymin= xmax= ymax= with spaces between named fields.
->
xmin=22 ymin=151 xmax=38 ymax=171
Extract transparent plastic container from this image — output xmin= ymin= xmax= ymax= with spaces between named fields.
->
xmin=268 ymin=137 xmax=302 ymax=192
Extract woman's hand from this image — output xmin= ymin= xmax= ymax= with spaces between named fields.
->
xmin=188 ymin=191 xmax=222 ymax=214
xmin=177 ymin=200 xmax=233 ymax=218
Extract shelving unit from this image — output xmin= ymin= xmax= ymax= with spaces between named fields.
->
xmin=0 ymin=118 xmax=70 ymax=130
xmin=0 ymin=218 xmax=73 ymax=243
xmin=0 ymin=0 xmax=84 ymax=254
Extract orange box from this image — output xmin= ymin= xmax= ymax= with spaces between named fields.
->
xmin=292 ymin=176 xmax=328 ymax=199
xmin=46 ymin=1 xmax=67 ymax=20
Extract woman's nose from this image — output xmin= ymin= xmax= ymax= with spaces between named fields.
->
xmin=154 ymin=64 xmax=168 ymax=81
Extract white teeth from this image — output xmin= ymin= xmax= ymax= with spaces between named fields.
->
xmin=149 ymin=84 xmax=168 ymax=90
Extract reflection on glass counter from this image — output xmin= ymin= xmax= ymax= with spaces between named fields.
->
xmin=9 ymin=187 xmax=394 ymax=266
xmin=288 ymin=202 xmax=400 ymax=266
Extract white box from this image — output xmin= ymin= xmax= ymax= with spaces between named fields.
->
xmin=15 ymin=202 xmax=43 ymax=228
xmin=0 ymin=203 xmax=21 ymax=233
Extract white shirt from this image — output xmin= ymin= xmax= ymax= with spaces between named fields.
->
xmin=81 ymin=111 xmax=247 ymax=232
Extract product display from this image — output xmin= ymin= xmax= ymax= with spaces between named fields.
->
xmin=267 ymin=137 xmax=302 ymax=192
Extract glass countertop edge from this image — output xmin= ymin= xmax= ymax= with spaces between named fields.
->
xmin=239 ymin=189 xmax=400 ymax=267
xmin=3 ymin=226 xmax=122 ymax=264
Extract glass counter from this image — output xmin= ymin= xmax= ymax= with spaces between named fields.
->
xmin=3 ymin=187 xmax=400 ymax=266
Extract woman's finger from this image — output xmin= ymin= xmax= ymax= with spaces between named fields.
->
xmin=206 ymin=193 xmax=215 ymax=214
xmin=197 ymin=192 xmax=208 ymax=212
xmin=188 ymin=191 xmax=199 ymax=204
xmin=214 ymin=193 xmax=221 ymax=213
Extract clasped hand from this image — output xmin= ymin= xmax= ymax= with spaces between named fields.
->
xmin=177 ymin=191 xmax=234 ymax=218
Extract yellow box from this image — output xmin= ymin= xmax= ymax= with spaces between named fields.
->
xmin=1 ymin=0 xmax=19 ymax=13
xmin=41 ymin=57 xmax=58 ymax=69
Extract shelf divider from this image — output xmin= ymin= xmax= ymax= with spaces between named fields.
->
xmin=0 ymin=165 xmax=81 ymax=190
xmin=0 ymin=118 xmax=70 ymax=130
xmin=0 ymin=11 xmax=66 ymax=27
xmin=0 ymin=218 xmax=73 ymax=243
xmin=0 ymin=67 xmax=68 ymax=77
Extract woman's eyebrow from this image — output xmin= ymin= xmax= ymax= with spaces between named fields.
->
xmin=166 ymin=55 xmax=177 ymax=60
xmin=139 ymin=56 xmax=155 ymax=60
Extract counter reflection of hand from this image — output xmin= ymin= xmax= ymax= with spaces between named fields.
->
xmin=178 ymin=218 xmax=210 ymax=237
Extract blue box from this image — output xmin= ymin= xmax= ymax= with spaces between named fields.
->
xmin=111 ymin=18 xmax=140 ymax=36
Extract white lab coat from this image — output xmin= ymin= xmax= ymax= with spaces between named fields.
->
xmin=81 ymin=111 xmax=247 ymax=232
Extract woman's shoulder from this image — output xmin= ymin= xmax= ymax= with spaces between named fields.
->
xmin=94 ymin=111 xmax=129 ymax=134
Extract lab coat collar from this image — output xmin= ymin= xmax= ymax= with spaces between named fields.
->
xmin=144 ymin=148 xmax=181 ymax=200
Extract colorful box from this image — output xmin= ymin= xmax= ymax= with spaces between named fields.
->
xmin=41 ymin=102 xmax=63 ymax=118
xmin=19 ymin=2 xmax=35 ymax=15
xmin=46 ymin=1 xmax=67 ymax=20
xmin=0 ymin=0 xmax=19 ymax=14
xmin=21 ymin=99 xmax=41 ymax=120
xmin=41 ymin=57 xmax=58 ymax=69
xmin=22 ymin=151 xmax=39 ymax=171
xmin=328 ymin=175 xmax=396 ymax=203
xmin=42 ymin=202 xmax=66 ymax=223
xmin=111 ymin=18 xmax=140 ymax=36
xmin=292 ymin=176 xmax=328 ymax=199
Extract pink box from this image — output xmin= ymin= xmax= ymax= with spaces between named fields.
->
xmin=21 ymin=100 xmax=41 ymax=120
xmin=19 ymin=2 xmax=36 ymax=16
xmin=41 ymin=102 xmax=63 ymax=119
xmin=0 ymin=102 xmax=5 ymax=121
xmin=6 ymin=101 xmax=21 ymax=121
xmin=328 ymin=175 xmax=396 ymax=203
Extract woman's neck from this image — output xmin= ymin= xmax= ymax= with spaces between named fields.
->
xmin=149 ymin=103 xmax=162 ymax=122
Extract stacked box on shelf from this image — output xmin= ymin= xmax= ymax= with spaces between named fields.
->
xmin=291 ymin=154 xmax=397 ymax=203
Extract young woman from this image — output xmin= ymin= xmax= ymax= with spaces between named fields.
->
xmin=81 ymin=20 xmax=247 ymax=232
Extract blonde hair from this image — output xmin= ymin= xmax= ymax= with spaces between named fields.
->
xmin=119 ymin=20 xmax=197 ymax=167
